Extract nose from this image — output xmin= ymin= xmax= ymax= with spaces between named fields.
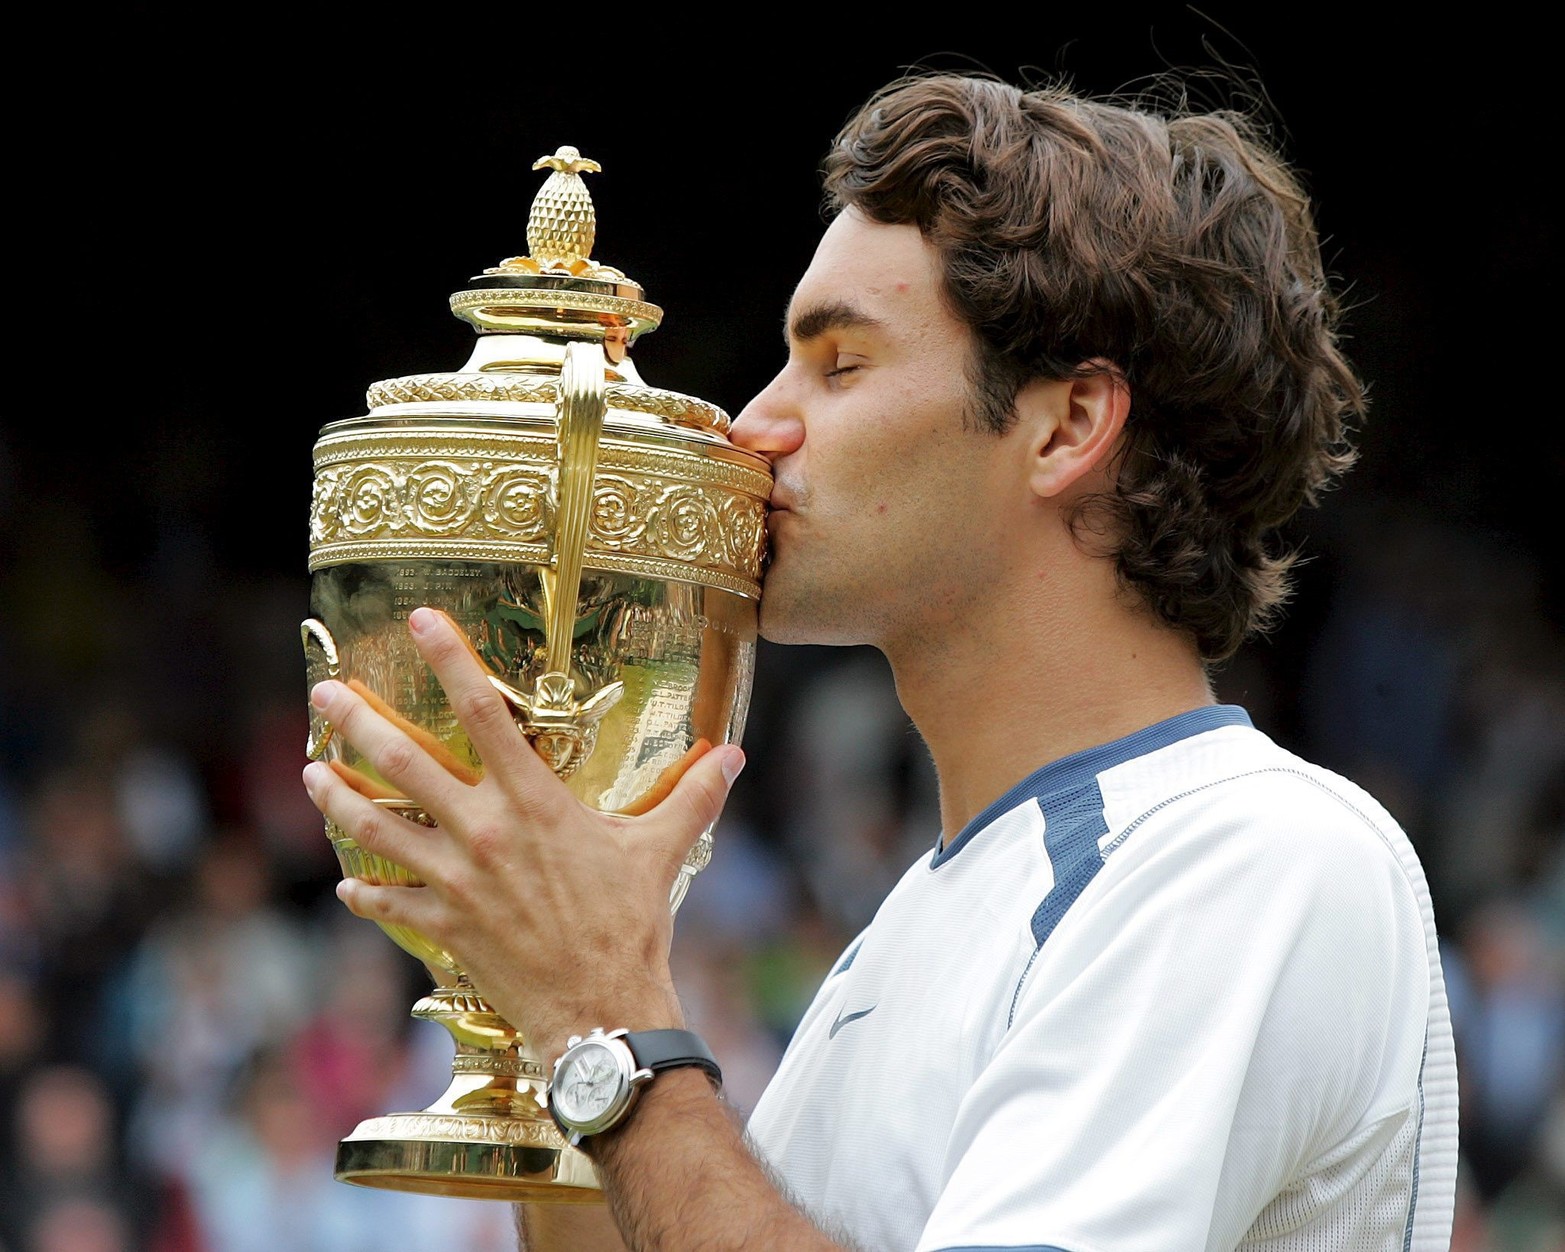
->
xmin=730 ymin=369 xmax=805 ymax=461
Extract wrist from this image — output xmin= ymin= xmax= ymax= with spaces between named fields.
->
xmin=547 ymin=1027 xmax=721 ymax=1148
xmin=539 ymin=985 xmax=685 ymax=1070
xmin=583 ymin=1065 xmax=719 ymax=1158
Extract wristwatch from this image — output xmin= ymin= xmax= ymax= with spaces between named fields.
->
xmin=547 ymin=1027 xmax=722 ymax=1146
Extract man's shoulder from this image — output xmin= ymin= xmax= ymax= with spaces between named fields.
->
xmin=1099 ymin=720 xmax=1415 ymax=866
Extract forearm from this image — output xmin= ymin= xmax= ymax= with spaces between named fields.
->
xmin=586 ymin=1069 xmax=853 ymax=1252
xmin=515 ymin=1200 xmax=626 ymax=1252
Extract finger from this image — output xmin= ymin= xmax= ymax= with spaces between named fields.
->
xmin=303 ymin=759 xmax=443 ymax=880
xmin=406 ymin=607 xmax=565 ymax=802
xmin=311 ymin=677 xmax=471 ymax=815
xmin=640 ymin=743 xmax=746 ymax=884
xmin=336 ymin=876 xmax=441 ymax=935
xmin=615 ymin=738 xmax=712 ymax=817
xmin=328 ymin=758 xmax=402 ymax=801
xmin=347 ymin=678 xmax=483 ymax=785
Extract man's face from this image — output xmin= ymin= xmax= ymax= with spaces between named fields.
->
xmin=731 ymin=210 xmax=1019 ymax=651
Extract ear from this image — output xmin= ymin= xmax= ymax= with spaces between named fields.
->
xmin=1016 ymin=363 xmax=1130 ymax=500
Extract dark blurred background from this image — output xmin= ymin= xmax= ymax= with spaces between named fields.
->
xmin=2 ymin=8 xmax=1561 ymax=1251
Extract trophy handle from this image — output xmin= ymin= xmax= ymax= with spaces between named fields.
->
xmin=491 ymin=341 xmax=624 ymax=778
xmin=549 ymin=340 xmax=607 ymax=665
xmin=301 ymin=617 xmax=341 ymax=759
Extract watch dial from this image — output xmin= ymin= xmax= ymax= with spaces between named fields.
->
xmin=554 ymin=1042 xmax=623 ymax=1123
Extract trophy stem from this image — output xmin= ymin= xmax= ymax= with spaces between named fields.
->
xmin=333 ymin=982 xmax=602 ymax=1201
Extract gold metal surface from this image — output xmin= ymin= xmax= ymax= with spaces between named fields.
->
xmin=363 ymin=375 xmax=733 ymax=436
xmin=308 ymin=424 xmax=768 ymax=596
xmin=304 ymin=145 xmax=769 ymax=1201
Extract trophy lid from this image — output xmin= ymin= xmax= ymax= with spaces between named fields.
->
xmin=448 ymin=146 xmax=664 ymax=356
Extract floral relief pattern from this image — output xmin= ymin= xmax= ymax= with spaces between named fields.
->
xmin=312 ymin=457 xmax=766 ymax=585
xmin=483 ymin=468 xmax=554 ymax=539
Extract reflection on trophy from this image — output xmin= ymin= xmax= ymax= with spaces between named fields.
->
xmin=301 ymin=146 xmax=770 ymax=1200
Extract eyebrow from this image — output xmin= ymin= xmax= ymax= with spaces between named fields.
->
xmin=786 ymin=299 xmax=885 ymax=346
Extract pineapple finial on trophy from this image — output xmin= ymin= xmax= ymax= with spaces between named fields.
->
xmin=483 ymin=144 xmax=628 ymax=283
xmin=528 ymin=146 xmax=601 ymax=268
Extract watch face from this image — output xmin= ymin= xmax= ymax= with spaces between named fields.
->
xmin=552 ymin=1040 xmax=629 ymax=1130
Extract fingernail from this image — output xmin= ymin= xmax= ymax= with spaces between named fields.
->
xmin=302 ymin=761 xmax=325 ymax=790
xmin=409 ymin=607 xmax=435 ymax=635
xmin=310 ymin=681 xmax=337 ymax=710
xmin=720 ymin=746 xmax=746 ymax=786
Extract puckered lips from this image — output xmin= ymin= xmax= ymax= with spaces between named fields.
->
xmin=759 ymin=490 xmax=795 ymax=575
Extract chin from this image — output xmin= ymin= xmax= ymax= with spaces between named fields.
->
xmin=757 ymin=603 xmax=808 ymax=645
xmin=758 ymin=594 xmax=871 ymax=649
xmin=757 ymin=585 xmax=818 ymax=646
xmin=756 ymin=557 xmax=879 ymax=646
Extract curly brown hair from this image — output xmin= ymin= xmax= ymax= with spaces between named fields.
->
xmin=823 ymin=72 xmax=1364 ymax=663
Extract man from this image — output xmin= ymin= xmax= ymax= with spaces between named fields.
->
xmin=303 ymin=70 xmax=1458 ymax=1250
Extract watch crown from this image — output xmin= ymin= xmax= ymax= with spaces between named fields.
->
xmin=566 ymin=1034 xmax=583 ymax=1048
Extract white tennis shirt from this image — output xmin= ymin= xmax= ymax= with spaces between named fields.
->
xmin=745 ymin=706 xmax=1458 ymax=1251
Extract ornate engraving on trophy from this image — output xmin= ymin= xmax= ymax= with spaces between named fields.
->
xmin=352 ymin=1115 xmax=562 ymax=1147
xmin=367 ymin=375 xmax=733 ymax=436
xmin=312 ymin=457 xmax=557 ymax=545
xmin=451 ymin=1055 xmax=546 ymax=1080
xmin=311 ymin=446 xmax=765 ymax=592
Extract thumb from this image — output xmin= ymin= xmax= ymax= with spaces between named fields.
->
xmin=643 ymin=742 xmax=746 ymax=879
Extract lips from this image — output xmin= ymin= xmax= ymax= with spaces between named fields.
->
xmin=767 ymin=481 xmax=802 ymax=513
xmin=762 ymin=500 xmax=790 ymax=570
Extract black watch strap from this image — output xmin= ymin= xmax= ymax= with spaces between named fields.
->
xmin=624 ymin=1028 xmax=722 ymax=1088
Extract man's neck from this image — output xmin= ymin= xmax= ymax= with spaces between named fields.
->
xmin=884 ymin=572 xmax=1216 ymax=843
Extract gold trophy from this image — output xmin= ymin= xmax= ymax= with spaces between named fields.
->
xmin=301 ymin=146 xmax=770 ymax=1200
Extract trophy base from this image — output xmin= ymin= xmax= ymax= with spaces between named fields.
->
xmin=335 ymin=1112 xmax=602 ymax=1201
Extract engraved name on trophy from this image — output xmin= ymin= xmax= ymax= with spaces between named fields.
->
xmin=301 ymin=146 xmax=770 ymax=1200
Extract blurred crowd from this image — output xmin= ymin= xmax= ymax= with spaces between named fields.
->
xmin=0 ymin=461 xmax=1561 ymax=1249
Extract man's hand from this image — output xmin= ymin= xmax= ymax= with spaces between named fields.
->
xmin=301 ymin=605 xmax=746 ymax=1064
